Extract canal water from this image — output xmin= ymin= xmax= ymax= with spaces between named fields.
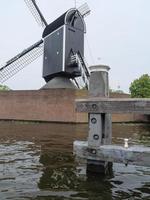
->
xmin=0 ymin=122 xmax=149 ymax=200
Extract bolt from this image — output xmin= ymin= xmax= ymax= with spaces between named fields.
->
xmin=91 ymin=117 xmax=97 ymax=124
xmin=92 ymin=149 xmax=97 ymax=154
xmin=92 ymin=104 xmax=98 ymax=111
xmin=93 ymin=134 xmax=99 ymax=140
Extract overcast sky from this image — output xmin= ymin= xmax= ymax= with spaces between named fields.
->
xmin=0 ymin=0 xmax=149 ymax=92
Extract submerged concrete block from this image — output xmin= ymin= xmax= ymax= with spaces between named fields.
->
xmin=74 ymin=141 xmax=150 ymax=167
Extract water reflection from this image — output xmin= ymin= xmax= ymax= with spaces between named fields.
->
xmin=0 ymin=122 xmax=149 ymax=199
xmin=37 ymin=150 xmax=150 ymax=200
xmin=38 ymin=151 xmax=114 ymax=199
xmin=39 ymin=153 xmax=77 ymax=190
xmin=37 ymin=123 xmax=150 ymax=200
xmin=0 ymin=140 xmax=42 ymax=200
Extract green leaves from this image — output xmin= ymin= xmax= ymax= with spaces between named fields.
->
xmin=129 ymin=74 xmax=150 ymax=98
xmin=0 ymin=85 xmax=10 ymax=91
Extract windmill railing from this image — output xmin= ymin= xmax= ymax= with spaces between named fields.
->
xmin=71 ymin=53 xmax=90 ymax=89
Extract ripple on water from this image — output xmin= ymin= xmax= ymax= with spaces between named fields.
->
xmin=0 ymin=123 xmax=149 ymax=200
xmin=0 ymin=141 xmax=43 ymax=200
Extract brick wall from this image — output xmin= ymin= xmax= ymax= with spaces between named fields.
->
xmin=0 ymin=89 xmax=148 ymax=123
xmin=0 ymin=89 xmax=76 ymax=123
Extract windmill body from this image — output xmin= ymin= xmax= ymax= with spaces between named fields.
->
xmin=42 ymin=9 xmax=85 ymax=83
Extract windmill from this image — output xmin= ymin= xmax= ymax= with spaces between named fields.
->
xmin=0 ymin=0 xmax=91 ymax=89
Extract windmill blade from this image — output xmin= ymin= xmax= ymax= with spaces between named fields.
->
xmin=24 ymin=0 xmax=48 ymax=27
xmin=0 ymin=40 xmax=43 ymax=83
xmin=78 ymin=3 xmax=91 ymax=18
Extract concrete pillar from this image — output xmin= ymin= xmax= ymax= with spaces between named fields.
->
xmin=89 ymin=65 xmax=110 ymax=98
xmin=87 ymin=65 xmax=112 ymax=174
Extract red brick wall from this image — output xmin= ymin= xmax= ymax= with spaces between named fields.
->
xmin=0 ymin=89 xmax=76 ymax=122
xmin=0 ymin=89 xmax=148 ymax=123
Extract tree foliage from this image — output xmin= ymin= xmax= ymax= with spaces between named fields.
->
xmin=0 ymin=84 xmax=10 ymax=91
xmin=129 ymin=74 xmax=150 ymax=98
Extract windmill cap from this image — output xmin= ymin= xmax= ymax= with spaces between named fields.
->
xmin=42 ymin=8 xmax=86 ymax=38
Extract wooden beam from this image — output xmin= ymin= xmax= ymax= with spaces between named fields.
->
xmin=74 ymin=141 xmax=150 ymax=167
xmin=76 ymin=98 xmax=150 ymax=114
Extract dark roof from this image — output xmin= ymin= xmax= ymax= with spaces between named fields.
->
xmin=42 ymin=12 xmax=67 ymax=38
xmin=42 ymin=9 xmax=85 ymax=38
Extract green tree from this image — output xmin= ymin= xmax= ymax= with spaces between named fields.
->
xmin=109 ymin=89 xmax=124 ymax=94
xmin=0 ymin=84 xmax=10 ymax=91
xmin=129 ymin=74 xmax=150 ymax=98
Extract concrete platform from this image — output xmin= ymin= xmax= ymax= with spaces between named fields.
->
xmin=74 ymin=141 xmax=150 ymax=167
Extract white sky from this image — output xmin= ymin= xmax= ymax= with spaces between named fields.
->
xmin=0 ymin=0 xmax=150 ymax=92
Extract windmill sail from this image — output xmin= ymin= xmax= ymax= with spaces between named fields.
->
xmin=24 ymin=0 xmax=48 ymax=27
xmin=78 ymin=3 xmax=91 ymax=18
xmin=0 ymin=40 xmax=43 ymax=83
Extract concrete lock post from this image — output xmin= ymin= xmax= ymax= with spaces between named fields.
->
xmin=74 ymin=65 xmax=150 ymax=173
xmin=87 ymin=65 xmax=112 ymax=174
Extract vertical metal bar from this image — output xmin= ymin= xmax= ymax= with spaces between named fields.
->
xmin=88 ymin=114 xmax=103 ymax=148
xmin=74 ymin=0 xmax=77 ymax=8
